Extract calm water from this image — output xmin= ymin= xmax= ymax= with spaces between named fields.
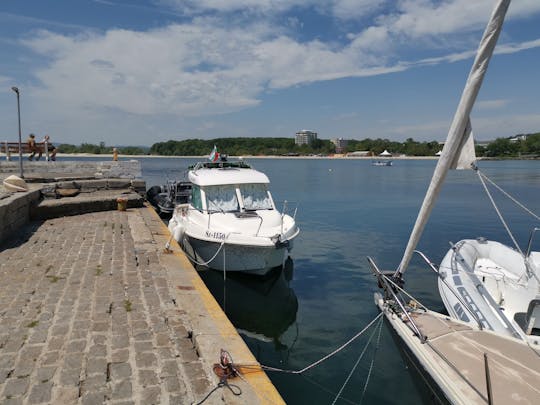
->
xmin=88 ymin=157 xmax=540 ymax=403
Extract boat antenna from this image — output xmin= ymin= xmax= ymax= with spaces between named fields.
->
xmin=396 ymin=0 xmax=511 ymax=277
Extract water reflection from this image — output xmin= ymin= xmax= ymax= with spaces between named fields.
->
xmin=198 ymin=258 xmax=298 ymax=349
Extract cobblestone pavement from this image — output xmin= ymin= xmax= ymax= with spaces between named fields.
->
xmin=0 ymin=209 xmax=215 ymax=404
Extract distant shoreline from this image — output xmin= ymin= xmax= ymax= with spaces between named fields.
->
xmin=1 ymin=153 xmax=537 ymax=160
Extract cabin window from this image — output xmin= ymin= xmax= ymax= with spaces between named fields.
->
xmin=240 ymin=183 xmax=273 ymax=210
xmin=191 ymin=184 xmax=203 ymax=211
xmin=205 ymin=185 xmax=239 ymax=212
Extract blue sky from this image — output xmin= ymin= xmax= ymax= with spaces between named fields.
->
xmin=1 ymin=0 xmax=540 ymax=146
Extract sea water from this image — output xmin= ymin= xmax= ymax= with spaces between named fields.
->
xmin=135 ymin=157 xmax=540 ymax=404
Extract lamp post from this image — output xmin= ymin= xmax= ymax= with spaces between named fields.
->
xmin=11 ymin=86 xmax=24 ymax=178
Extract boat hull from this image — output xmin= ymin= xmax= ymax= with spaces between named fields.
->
xmin=183 ymin=235 xmax=290 ymax=275
xmin=438 ymin=239 xmax=539 ymax=343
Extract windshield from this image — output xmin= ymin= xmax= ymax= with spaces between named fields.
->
xmin=205 ymin=185 xmax=239 ymax=212
xmin=240 ymin=183 xmax=273 ymax=210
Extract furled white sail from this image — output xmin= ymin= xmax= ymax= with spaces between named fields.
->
xmin=397 ymin=0 xmax=511 ymax=275
xmin=450 ymin=120 xmax=476 ymax=170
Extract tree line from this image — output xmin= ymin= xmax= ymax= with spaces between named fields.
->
xmin=54 ymin=132 xmax=540 ymax=157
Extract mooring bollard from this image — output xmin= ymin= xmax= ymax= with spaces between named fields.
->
xmin=117 ymin=197 xmax=128 ymax=211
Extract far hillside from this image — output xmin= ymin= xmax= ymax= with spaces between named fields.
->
xmin=52 ymin=132 xmax=540 ymax=158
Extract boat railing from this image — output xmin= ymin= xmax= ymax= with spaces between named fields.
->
xmin=367 ymin=256 xmax=427 ymax=343
xmin=413 ymin=250 xmax=484 ymax=331
xmin=525 ymin=227 xmax=540 ymax=258
xmin=279 ymin=200 xmax=298 ymax=236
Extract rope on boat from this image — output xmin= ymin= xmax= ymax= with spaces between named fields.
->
xmin=477 ymin=169 xmax=540 ymax=222
xmin=476 ymin=168 xmax=523 ymax=255
xmin=180 ymin=233 xmax=228 ymax=267
xmin=239 ymin=312 xmax=383 ymax=375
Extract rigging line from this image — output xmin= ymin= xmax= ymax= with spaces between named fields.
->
xmin=359 ymin=316 xmax=384 ymax=405
xmin=477 ymin=169 xmax=540 ymax=222
xmin=300 ymin=375 xmax=358 ymax=405
xmin=330 ymin=316 xmax=382 ymax=405
xmin=476 ymin=169 xmax=523 ymax=255
xmin=243 ymin=312 xmax=384 ymax=375
xmin=382 ymin=274 xmax=428 ymax=312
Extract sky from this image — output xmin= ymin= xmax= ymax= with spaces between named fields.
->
xmin=1 ymin=0 xmax=540 ymax=147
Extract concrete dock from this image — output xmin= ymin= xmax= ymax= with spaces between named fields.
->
xmin=0 ymin=162 xmax=284 ymax=404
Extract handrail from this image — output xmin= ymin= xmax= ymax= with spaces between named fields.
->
xmin=367 ymin=257 xmax=427 ymax=343
xmin=413 ymin=250 xmax=484 ymax=330
xmin=526 ymin=227 xmax=540 ymax=258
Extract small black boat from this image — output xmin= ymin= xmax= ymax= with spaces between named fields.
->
xmin=146 ymin=180 xmax=191 ymax=217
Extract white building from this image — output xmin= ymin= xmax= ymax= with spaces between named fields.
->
xmin=295 ymin=130 xmax=317 ymax=146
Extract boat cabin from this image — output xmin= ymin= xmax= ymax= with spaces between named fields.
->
xmin=188 ymin=164 xmax=275 ymax=214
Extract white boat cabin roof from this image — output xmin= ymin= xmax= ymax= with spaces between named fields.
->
xmin=189 ymin=167 xmax=270 ymax=187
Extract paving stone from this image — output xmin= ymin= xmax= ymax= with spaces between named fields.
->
xmin=81 ymin=374 xmax=107 ymax=393
xmin=51 ymin=387 xmax=79 ymax=403
xmin=28 ymin=381 xmax=53 ymax=404
xmin=59 ymin=368 xmax=81 ymax=386
xmin=134 ymin=341 xmax=153 ymax=353
xmin=63 ymin=353 xmax=84 ymax=369
xmin=66 ymin=339 xmax=87 ymax=353
xmin=36 ymin=366 xmax=56 ymax=382
xmin=81 ymin=392 xmax=106 ymax=405
xmin=2 ymin=397 xmax=23 ymax=405
xmin=135 ymin=352 xmax=157 ymax=368
xmin=110 ymin=362 xmax=132 ymax=380
xmin=112 ymin=379 xmax=132 ymax=400
xmin=141 ymin=386 xmax=161 ymax=404
xmin=138 ymin=369 xmax=159 ymax=386
xmin=111 ymin=349 xmax=129 ymax=363
xmin=86 ymin=357 xmax=107 ymax=375
xmin=164 ymin=376 xmax=184 ymax=393
xmin=3 ymin=376 xmax=30 ymax=397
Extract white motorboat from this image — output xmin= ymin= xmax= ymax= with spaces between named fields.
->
xmin=368 ymin=0 xmax=540 ymax=402
xmin=168 ymin=159 xmax=299 ymax=275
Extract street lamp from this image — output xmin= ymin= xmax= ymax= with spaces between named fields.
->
xmin=11 ymin=86 xmax=23 ymax=178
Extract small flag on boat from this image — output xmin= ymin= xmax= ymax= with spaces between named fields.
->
xmin=209 ymin=145 xmax=220 ymax=162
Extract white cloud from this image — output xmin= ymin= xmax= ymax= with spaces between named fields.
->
xmin=476 ymin=99 xmax=509 ymax=110
xmin=10 ymin=0 xmax=540 ymax=144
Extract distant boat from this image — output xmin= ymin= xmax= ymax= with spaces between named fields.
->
xmin=368 ymin=1 xmax=540 ymax=402
xmin=371 ymin=160 xmax=392 ymax=166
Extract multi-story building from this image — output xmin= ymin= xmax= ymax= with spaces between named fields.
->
xmin=331 ymin=138 xmax=348 ymax=153
xmin=295 ymin=130 xmax=317 ymax=146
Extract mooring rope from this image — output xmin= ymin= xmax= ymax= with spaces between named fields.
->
xmin=331 ymin=315 xmax=383 ymax=405
xmin=239 ymin=312 xmax=383 ymax=375
xmin=359 ymin=315 xmax=384 ymax=404
xmin=181 ymin=233 xmax=227 ymax=266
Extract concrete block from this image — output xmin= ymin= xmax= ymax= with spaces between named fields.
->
xmin=107 ymin=179 xmax=132 ymax=189
xmin=56 ymin=181 xmax=81 ymax=189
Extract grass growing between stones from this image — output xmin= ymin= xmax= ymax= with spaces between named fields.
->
xmin=96 ymin=265 xmax=103 ymax=276
xmin=26 ymin=320 xmax=39 ymax=328
xmin=124 ymin=299 xmax=132 ymax=312
xmin=46 ymin=275 xmax=63 ymax=283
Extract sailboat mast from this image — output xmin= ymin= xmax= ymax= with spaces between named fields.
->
xmin=396 ymin=0 xmax=511 ymax=276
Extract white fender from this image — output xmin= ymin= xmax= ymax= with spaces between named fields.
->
xmin=172 ymin=222 xmax=185 ymax=242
